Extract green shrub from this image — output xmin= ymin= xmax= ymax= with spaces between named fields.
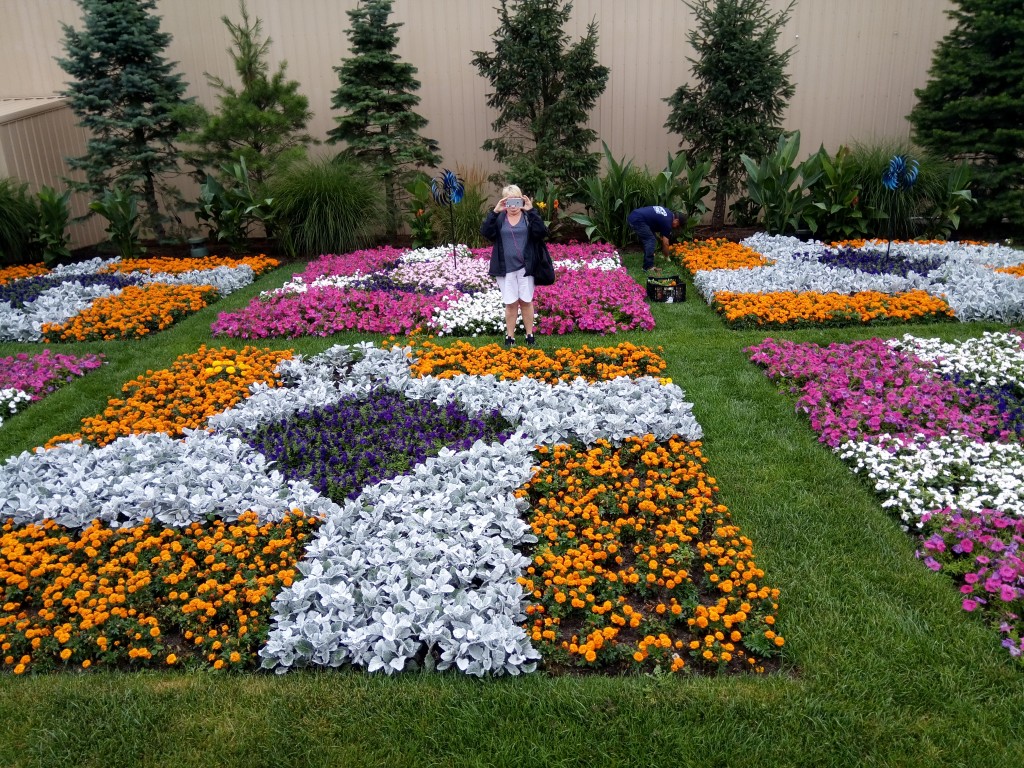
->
xmin=33 ymin=186 xmax=73 ymax=266
xmin=196 ymin=156 xmax=277 ymax=253
xmin=741 ymin=131 xmax=821 ymax=236
xmin=845 ymin=140 xmax=958 ymax=240
xmin=569 ymin=143 xmax=659 ymax=247
xmin=803 ymin=145 xmax=876 ymax=240
xmin=404 ymin=168 xmax=490 ymax=249
xmin=89 ymin=186 xmax=143 ymax=260
xmin=0 ymin=178 xmax=39 ymax=266
xmin=269 ymin=156 xmax=386 ymax=257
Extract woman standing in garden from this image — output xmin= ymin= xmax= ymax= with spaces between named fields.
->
xmin=481 ymin=184 xmax=549 ymax=348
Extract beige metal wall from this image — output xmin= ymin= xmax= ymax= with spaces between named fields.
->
xmin=1 ymin=0 xmax=954 ymax=186
xmin=0 ymin=98 xmax=106 ymax=247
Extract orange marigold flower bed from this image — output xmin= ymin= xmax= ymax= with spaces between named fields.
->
xmin=669 ymin=239 xmax=773 ymax=273
xmin=519 ymin=436 xmax=783 ymax=674
xmin=0 ymin=511 xmax=317 ymax=673
xmin=46 ymin=344 xmax=292 ymax=448
xmin=99 ymin=254 xmax=279 ymax=276
xmin=407 ymin=339 xmax=667 ymax=383
xmin=712 ymin=289 xmax=955 ymax=328
xmin=41 ymin=283 xmax=219 ymax=342
xmin=994 ymin=264 xmax=1024 ymax=278
xmin=0 ymin=263 xmax=49 ymax=285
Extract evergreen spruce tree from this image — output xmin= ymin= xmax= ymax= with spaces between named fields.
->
xmin=909 ymin=0 xmax=1024 ymax=237
xmin=57 ymin=0 xmax=193 ymax=238
xmin=665 ymin=0 xmax=795 ymax=227
xmin=179 ymin=0 xmax=315 ymax=187
xmin=472 ymin=0 xmax=609 ymax=194
xmin=328 ymin=0 xmax=441 ymax=238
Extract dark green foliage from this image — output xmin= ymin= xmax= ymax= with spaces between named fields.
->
xmin=909 ymin=0 xmax=1024 ymax=237
xmin=665 ymin=0 xmax=795 ymax=227
xmin=403 ymin=170 xmax=489 ymax=248
xmin=33 ymin=186 xmax=73 ymax=266
xmin=88 ymin=187 xmax=144 ymax=260
xmin=741 ymin=131 xmax=822 ymax=235
xmin=268 ymin=156 xmax=387 ymax=258
xmin=177 ymin=1 xmax=315 ymax=188
xmin=802 ymin=145 xmax=875 ymax=241
xmin=57 ymin=0 xmax=193 ymax=238
xmin=569 ymin=143 xmax=659 ymax=248
xmin=328 ymin=0 xmax=441 ymax=238
xmin=195 ymin=157 xmax=277 ymax=253
xmin=844 ymin=140 xmax=970 ymax=241
xmin=472 ymin=0 xmax=609 ymax=194
xmin=0 ymin=178 xmax=38 ymax=266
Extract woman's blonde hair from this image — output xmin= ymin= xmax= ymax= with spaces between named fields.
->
xmin=501 ymin=184 xmax=523 ymax=198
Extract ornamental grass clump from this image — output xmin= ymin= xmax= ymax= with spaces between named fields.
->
xmin=0 ymin=511 xmax=317 ymax=674
xmin=715 ymin=289 xmax=954 ymax=329
xmin=244 ymin=388 xmax=513 ymax=503
xmin=408 ymin=339 xmax=667 ymax=383
xmin=46 ymin=345 xmax=292 ymax=448
xmin=41 ymin=283 xmax=220 ymax=342
xmin=520 ymin=436 xmax=783 ymax=674
xmin=917 ymin=508 xmax=1024 ymax=661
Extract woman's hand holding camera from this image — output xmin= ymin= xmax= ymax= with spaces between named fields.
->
xmin=495 ymin=194 xmax=533 ymax=213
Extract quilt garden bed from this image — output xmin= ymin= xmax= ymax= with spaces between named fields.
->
xmin=0 ymin=339 xmax=784 ymax=677
xmin=211 ymin=243 xmax=654 ymax=339
xmin=672 ymin=236 xmax=1024 ymax=328
xmin=0 ymin=255 xmax=279 ymax=342
xmin=749 ymin=330 xmax=1024 ymax=660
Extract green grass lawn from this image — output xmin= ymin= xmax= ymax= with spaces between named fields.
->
xmin=1 ymin=255 xmax=1022 ymax=767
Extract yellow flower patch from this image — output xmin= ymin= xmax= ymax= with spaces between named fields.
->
xmin=408 ymin=339 xmax=666 ymax=383
xmin=0 ymin=511 xmax=316 ymax=673
xmin=99 ymin=254 xmax=279 ymax=276
xmin=41 ymin=283 xmax=219 ymax=342
xmin=669 ymin=239 xmax=773 ymax=273
xmin=46 ymin=344 xmax=292 ymax=448
xmin=520 ymin=436 xmax=782 ymax=673
xmin=713 ymin=289 xmax=954 ymax=328
xmin=0 ymin=263 xmax=49 ymax=285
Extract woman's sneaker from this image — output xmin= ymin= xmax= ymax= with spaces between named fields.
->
xmin=525 ymin=334 xmax=536 ymax=346
xmin=504 ymin=335 xmax=515 ymax=348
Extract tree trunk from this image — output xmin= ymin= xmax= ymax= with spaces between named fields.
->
xmin=142 ymin=169 xmax=166 ymax=239
xmin=712 ymin=160 xmax=728 ymax=228
xmin=383 ymin=171 xmax=398 ymax=239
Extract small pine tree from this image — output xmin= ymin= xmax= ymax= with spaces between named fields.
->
xmin=472 ymin=0 xmax=609 ymax=194
xmin=909 ymin=0 xmax=1024 ymax=237
xmin=57 ymin=0 xmax=193 ymax=238
xmin=328 ymin=0 xmax=441 ymax=238
xmin=665 ymin=0 xmax=795 ymax=227
xmin=179 ymin=0 xmax=315 ymax=188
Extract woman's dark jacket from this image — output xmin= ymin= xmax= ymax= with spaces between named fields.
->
xmin=480 ymin=209 xmax=549 ymax=278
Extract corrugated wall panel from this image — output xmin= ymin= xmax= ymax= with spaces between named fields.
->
xmin=0 ymin=102 xmax=106 ymax=247
xmin=1 ymin=0 xmax=956 ymax=230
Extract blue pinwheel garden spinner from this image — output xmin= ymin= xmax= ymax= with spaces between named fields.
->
xmin=882 ymin=154 xmax=920 ymax=256
xmin=431 ymin=169 xmax=465 ymax=269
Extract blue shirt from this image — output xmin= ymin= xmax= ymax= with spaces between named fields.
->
xmin=500 ymin=216 xmax=528 ymax=272
xmin=628 ymin=206 xmax=675 ymax=238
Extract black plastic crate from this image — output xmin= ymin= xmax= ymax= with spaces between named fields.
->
xmin=646 ymin=274 xmax=686 ymax=303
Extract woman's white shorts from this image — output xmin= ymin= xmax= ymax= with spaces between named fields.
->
xmin=496 ymin=268 xmax=535 ymax=304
